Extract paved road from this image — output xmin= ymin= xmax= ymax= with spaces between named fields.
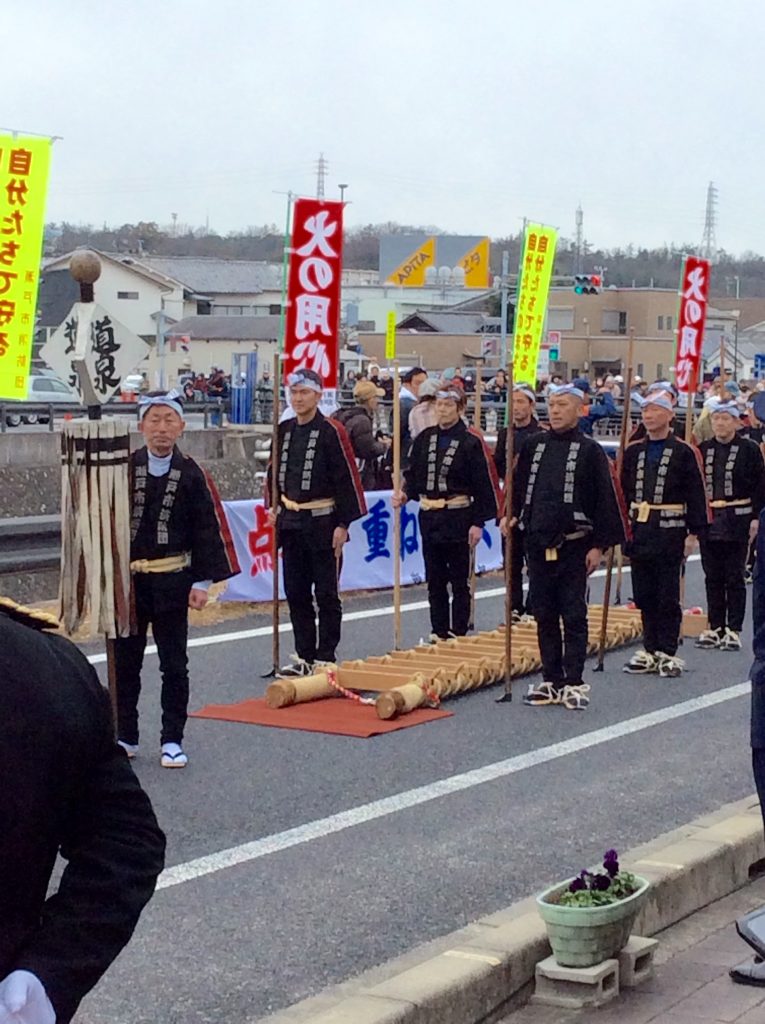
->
xmin=73 ymin=560 xmax=755 ymax=1024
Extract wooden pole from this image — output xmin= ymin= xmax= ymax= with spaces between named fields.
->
xmin=594 ymin=327 xmax=634 ymax=671
xmin=268 ymin=351 xmax=281 ymax=675
xmin=497 ymin=358 xmax=515 ymax=701
xmin=468 ymin=360 xmax=483 ymax=630
xmin=393 ymin=360 xmax=402 ymax=649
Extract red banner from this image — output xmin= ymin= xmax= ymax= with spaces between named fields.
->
xmin=283 ymin=197 xmax=344 ymax=388
xmin=674 ymin=255 xmax=711 ymax=394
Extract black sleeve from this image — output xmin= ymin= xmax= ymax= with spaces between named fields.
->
xmin=512 ymin=440 xmax=532 ymax=519
xmin=404 ymin=433 xmax=426 ymax=502
xmin=494 ymin=426 xmax=507 ymax=481
xmin=620 ymin=443 xmax=638 ymax=509
xmin=682 ymin=442 xmax=711 ymax=536
xmin=189 ymin=464 xmax=240 ymax=582
xmin=15 ymin=642 xmax=165 ymax=1024
xmin=589 ymin=442 xmax=627 ymax=551
xmin=748 ymin=440 xmax=765 ymax=520
xmin=467 ymin=432 xmax=500 ymax=526
xmin=326 ymin=420 xmax=367 ymax=526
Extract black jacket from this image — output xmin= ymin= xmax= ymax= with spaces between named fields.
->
xmin=404 ymin=419 xmax=500 ymax=542
xmin=0 ymin=605 xmax=165 ymax=1023
xmin=699 ymin=436 xmax=765 ymax=542
xmin=267 ymin=410 xmax=367 ymax=537
xmin=333 ymin=405 xmax=386 ymax=489
xmin=621 ymin=434 xmax=709 ymax=558
xmin=130 ymin=447 xmax=240 ymax=583
xmin=493 ymin=419 xmax=546 ymax=481
xmin=514 ymin=427 xmax=626 ymax=554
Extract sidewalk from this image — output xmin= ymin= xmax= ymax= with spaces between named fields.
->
xmin=500 ymin=875 xmax=765 ymax=1024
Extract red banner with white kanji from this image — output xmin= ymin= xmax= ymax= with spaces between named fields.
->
xmin=674 ymin=255 xmax=711 ymax=394
xmin=283 ymin=197 xmax=344 ymax=388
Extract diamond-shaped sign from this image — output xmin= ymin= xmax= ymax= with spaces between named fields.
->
xmin=40 ymin=302 xmax=150 ymax=405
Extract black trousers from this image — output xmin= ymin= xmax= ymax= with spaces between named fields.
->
xmin=700 ymin=537 xmax=749 ymax=632
xmin=114 ymin=574 xmax=191 ymax=746
xmin=630 ymin=552 xmax=683 ymax=656
xmin=281 ymin=528 xmax=341 ymax=663
xmin=527 ymin=539 xmax=589 ymax=686
xmin=423 ymin=536 xmax=471 ymax=638
xmin=754 ymin=749 xmax=765 ymax=835
xmin=511 ymin=527 xmax=529 ymax=614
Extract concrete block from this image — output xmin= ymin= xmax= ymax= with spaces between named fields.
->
xmin=532 ymin=955 xmax=619 ymax=1010
xmin=617 ymin=935 xmax=657 ymax=987
xmin=289 ymin=995 xmax=414 ymax=1024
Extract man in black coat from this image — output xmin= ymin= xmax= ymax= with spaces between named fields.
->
xmin=507 ymin=383 xmax=625 ymax=710
xmin=267 ymin=369 xmax=367 ymax=674
xmin=494 ymin=383 xmax=546 ymax=619
xmin=114 ymin=391 xmax=241 ymax=770
xmin=333 ymin=379 xmax=391 ymax=490
xmin=621 ymin=390 xmax=709 ymax=678
xmin=393 ymin=387 xmax=499 ymax=638
xmin=696 ymin=400 xmax=765 ymax=652
xmin=0 ymin=598 xmax=165 ymax=1024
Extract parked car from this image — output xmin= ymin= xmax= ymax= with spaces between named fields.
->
xmin=5 ymin=374 xmax=80 ymax=427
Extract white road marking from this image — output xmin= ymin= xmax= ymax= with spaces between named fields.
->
xmin=157 ymin=676 xmax=746 ymax=891
xmin=86 ymin=559 xmax=652 ymax=665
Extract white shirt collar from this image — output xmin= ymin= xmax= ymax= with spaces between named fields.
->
xmin=147 ymin=450 xmax=173 ymax=477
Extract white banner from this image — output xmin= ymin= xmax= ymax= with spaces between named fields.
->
xmin=221 ymin=490 xmax=502 ymax=602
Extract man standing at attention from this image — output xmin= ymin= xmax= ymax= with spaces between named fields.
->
xmin=621 ymin=391 xmax=708 ymax=677
xmin=268 ymin=369 xmax=367 ymax=675
xmin=505 ymin=383 xmax=625 ymax=710
xmin=115 ymin=391 xmax=240 ymax=769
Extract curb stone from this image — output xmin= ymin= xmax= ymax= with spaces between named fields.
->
xmin=255 ymin=794 xmax=764 ymax=1024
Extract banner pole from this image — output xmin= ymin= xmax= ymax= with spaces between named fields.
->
xmin=393 ymin=360 xmax=402 ymax=650
xmin=468 ymin=358 xmax=483 ymax=631
xmin=594 ymin=326 xmax=634 ymax=671
xmin=264 ymin=192 xmax=292 ymax=678
xmin=497 ymin=249 xmax=514 ymax=704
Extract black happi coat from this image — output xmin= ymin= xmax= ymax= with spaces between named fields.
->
xmin=130 ymin=446 xmax=240 ymax=583
xmin=621 ymin=434 xmax=709 ymax=558
xmin=0 ymin=606 xmax=165 ymax=1024
xmin=698 ymin=435 xmax=765 ymax=542
xmin=493 ymin=419 xmax=547 ymax=481
xmin=268 ymin=410 xmax=367 ymax=540
xmin=404 ymin=419 xmax=500 ymax=542
xmin=513 ymin=427 xmax=625 ymax=555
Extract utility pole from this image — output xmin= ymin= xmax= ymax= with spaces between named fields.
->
xmin=499 ymin=251 xmax=510 ymax=366
xmin=338 ymin=183 xmax=348 ymax=202
xmin=575 ymin=203 xmax=584 ymax=275
xmin=316 ymin=153 xmax=327 ymax=199
xmin=700 ymin=181 xmax=718 ymax=262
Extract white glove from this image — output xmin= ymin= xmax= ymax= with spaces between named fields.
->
xmin=0 ymin=972 xmax=55 ymax=1024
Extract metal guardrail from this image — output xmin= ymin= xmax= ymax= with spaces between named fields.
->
xmin=0 ymin=398 xmax=227 ymax=433
xmin=0 ymin=515 xmax=60 ymax=573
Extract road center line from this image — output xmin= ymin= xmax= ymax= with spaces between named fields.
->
xmin=85 ymin=560 xmax=647 ymax=666
xmin=158 ymin=676 xmax=746 ymax=891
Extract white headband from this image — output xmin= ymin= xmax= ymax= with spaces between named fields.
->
xmin=138 ymin=389 xmax=184 ymax=420
xmin=287 ymin=371 xmax=322 ymax=393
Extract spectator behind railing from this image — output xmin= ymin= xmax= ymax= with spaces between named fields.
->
xmin=409 ymin=378 xmax=440 ymax=440
xmin=332 ymin=380 xmax=392 ymax=489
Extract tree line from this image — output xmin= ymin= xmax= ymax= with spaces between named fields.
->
xmin=44 ymin=221 xmax=765 ymax=297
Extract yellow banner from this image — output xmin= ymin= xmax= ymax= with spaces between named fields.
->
xmin=0 ymin=136 xmax=52 ymax=400
xmin=513 ymin=224 xmax=558 ymax=385
xmin=385 ymin=311 xmax=396 ymax=360
xmin=385 ymin=236 xmax=435 ymax=287
xmin=459 ymin=237 xmax=490 ymax=288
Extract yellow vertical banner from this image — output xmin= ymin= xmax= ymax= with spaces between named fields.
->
xmin=513 ymin=223 xmax=557 ymax=386
xmin=385 ymin=311 xmax=396 ymax=360
xmin=0 ymin=136 xmax=52 ymax=399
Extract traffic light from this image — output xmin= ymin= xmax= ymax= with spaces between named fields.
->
xmin=573 ymin=274 xmax=601 ymax=295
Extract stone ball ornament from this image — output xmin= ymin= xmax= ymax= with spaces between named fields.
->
xmin=69 ymin=250 xmax=102 ymax=284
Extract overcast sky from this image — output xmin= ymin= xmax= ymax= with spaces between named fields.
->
xmin=10 ymin=0 xmax=763 ymax=253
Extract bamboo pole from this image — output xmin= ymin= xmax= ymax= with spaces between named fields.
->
xmin=268 ymin=350 xmax=281 ymax=676
xmin=468 ymin=360 xmax=483 ymax=630
xmin=497 ymin=357 xmax=515 ymax=701
xmin=393 ymin=360 xmax=402 ymax=649
xmin=594 ymin=327 xmax=634 ymax=671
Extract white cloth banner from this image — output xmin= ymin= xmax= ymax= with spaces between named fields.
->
xmin=221 ymin=490 xmax=502 ymax=602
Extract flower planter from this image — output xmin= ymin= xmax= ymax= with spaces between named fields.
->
xmin=536 ymin=875 xmax=650 ymax=968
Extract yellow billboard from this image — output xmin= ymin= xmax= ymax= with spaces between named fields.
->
xmin=513 ymin=224 xmax=558 ymax=386
xmin=0 ymin=135 xmax=52 ymax=399
xmin=384 ymin=236 xmax=435 ymax=287
xmin=458 ymin=237 xmax=490 ymax=288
